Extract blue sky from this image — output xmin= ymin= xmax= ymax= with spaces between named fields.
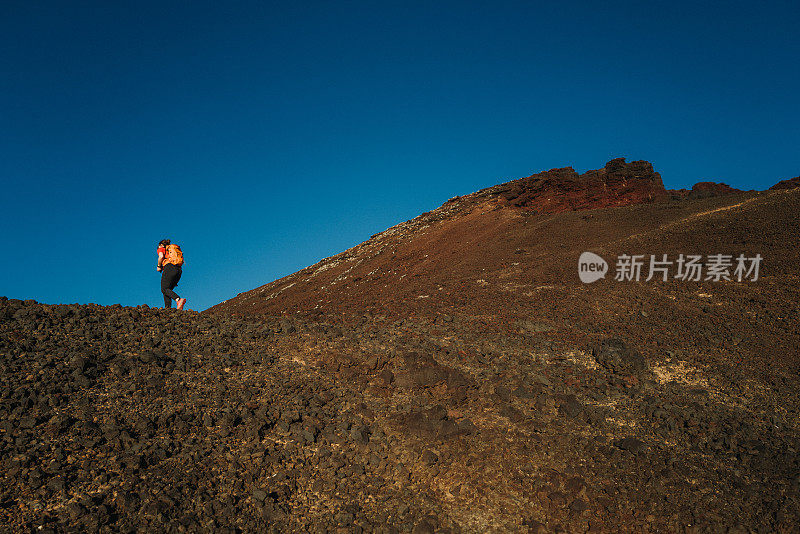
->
xmin=2 ymin=1 xmax=798 ymax=311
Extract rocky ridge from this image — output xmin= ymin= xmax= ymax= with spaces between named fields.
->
xmin=770 ymin=176 xmax=800 ymax=190
xmin=495 ymin=158 xmax=669 ymax=213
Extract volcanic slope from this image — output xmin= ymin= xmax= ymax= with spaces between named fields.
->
xmin=211 ymin=159 xmax=798 ymax=375
xmin=206 ymin=159 xmax=800 ymax=532
xmin=2 ymin=159 xmax=799 ymax=533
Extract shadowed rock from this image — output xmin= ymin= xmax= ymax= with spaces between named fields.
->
xmin=591 ymin=337 xmax=647 ymax=376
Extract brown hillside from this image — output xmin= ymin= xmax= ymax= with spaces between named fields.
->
xmin=209 ymin=160 xmax=798 ymax=377
xmin=200 ymin=160 xmax=800 ymax=530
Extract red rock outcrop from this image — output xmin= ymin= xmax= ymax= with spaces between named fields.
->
xmin=495 ymin=158 xmax=668 ymax=213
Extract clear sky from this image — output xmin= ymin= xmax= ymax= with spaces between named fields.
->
xmin=2 ymin=1 xmax=798 ymax=311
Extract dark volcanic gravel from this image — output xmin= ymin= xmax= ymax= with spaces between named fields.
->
xmin=0 ymin=299 xmax=461 ymax=533
xmin=2 ymin=296 xmax=799 ymax=532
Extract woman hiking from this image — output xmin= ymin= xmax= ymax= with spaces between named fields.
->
xmin=157 ymin=239 xmax=187 ymax=310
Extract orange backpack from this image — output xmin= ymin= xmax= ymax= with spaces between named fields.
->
xmin=165 ymin=244 xmax=184 ymax=266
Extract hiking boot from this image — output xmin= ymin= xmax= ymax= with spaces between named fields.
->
xmin=177 ymin=298 xmax=187 ymax=310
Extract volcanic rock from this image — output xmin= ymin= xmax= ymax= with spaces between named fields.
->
xmin=591 ymin=338 xmax=647 ymax=376
xmin=770 ymin=176 xmax=800 ymax=190
xmin=669 ymin=181 xmax=744 ymax=199
xmin=497 ymin=158 xmax=668 ymax=213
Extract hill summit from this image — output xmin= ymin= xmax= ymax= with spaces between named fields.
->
xmin=495 ymin=158 xmax=669 ymax=212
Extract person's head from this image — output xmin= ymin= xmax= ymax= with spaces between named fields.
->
xmin=159 ymin=239 xmax=171 ymax=248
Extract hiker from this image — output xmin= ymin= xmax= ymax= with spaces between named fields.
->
xmin=157 ymin=239 xmax=187 ymax=310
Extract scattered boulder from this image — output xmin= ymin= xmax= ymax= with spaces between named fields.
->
xmin=398 ymin=405 xmax=471 ymax=440
xmin=615 ymin=437 xmax=647 ymax=455
xmin=591 ymin=337 xmax=647 ymax=376
xmin=393 ymin=352 xmax=469 ymax=391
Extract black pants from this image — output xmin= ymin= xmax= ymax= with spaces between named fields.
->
xmin=161 ymin=263 xmax=182 ymax=307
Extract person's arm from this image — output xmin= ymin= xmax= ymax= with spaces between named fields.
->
xmin=157 ymin=247 xmax=165 ymax=271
